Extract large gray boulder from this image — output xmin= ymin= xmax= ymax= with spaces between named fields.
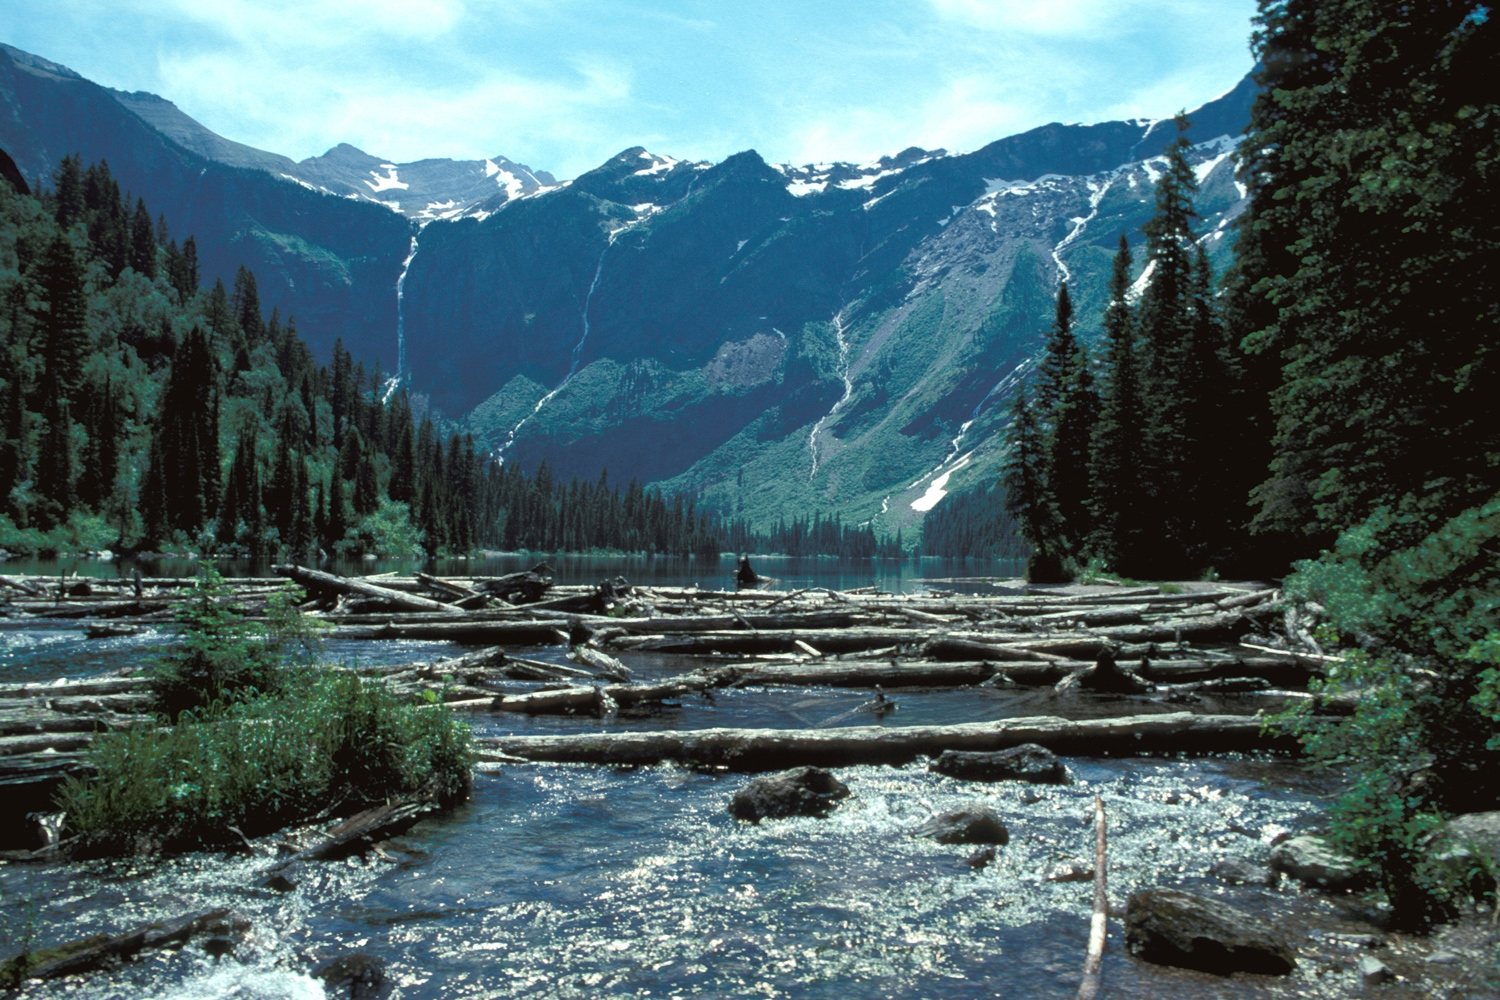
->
xmin=914 ymin=805 xmax=1010 ymax=845
xmin=728 ymin=766 xmax=850 ymax=823
xmin=1125 ymin=887 xmax=1297 ymax=975
xmin=929 ymin=744 xmax=1071 ymax=784
xmin=1430 ymin=810 xmax=1500 ymax=896
xmin=1268 ymin=835 xmax=1373 ymax=892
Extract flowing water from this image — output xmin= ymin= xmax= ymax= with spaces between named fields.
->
xmin=0 ymin=558 xmax=1370 ymax=998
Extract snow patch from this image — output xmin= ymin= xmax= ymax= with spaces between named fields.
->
xmin=787 ymin=178 xmax=828 ymax=197
xmin=1127 ymin=259 xmax=1157 ymax=302
xmin=911 ymin=454 xmax=972 ymax=512
xmin=364 ymin=163 xmax=409 ymax=193
xmin=632 ymin=152 xmax=680 ymax=177
xmin=1194 ymin=149 xmax=1233 ymax=184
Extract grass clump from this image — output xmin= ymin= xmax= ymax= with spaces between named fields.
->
xmin=60 ymin=566 xmax=472 ymax=856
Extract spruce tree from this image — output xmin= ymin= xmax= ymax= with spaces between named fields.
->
xmin=129 ymin=197 xmax=156 ymax=278
xmin=33 ymin=397 xmax=73 ymax=529
xmin=1033 ymin=282 xmax=1097 ymax=556
xmin=1002 ymin=386 xmax=1063 ymax=581
xmin=38 ymin=232 xmax=90 ymax=401
xmin=1088 ymin=235 xmax=1148 ymax=572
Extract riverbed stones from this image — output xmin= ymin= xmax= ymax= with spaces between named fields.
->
xmin=928 ymin=744 xmax=1070 ymax=784
xmin=914 ymin=805 xmax=1009 ymax=845
xmin=1269 ymin=834 xmax=1373 ymax=892
xmin=1124 ymin=888 xmax=1297 ymax=975
xmin=728 ymin=766 xmax=850 ymax=823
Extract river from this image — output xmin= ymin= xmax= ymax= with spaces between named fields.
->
xmin=0 ymin=557 xmax=1374 ymax=998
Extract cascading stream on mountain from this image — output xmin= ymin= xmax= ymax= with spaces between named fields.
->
xmin=807 ymin=306 xmax=853 ymax=478
xmin=1050 ymin=176 xmax=1112 ymax=286
xmin=495 ymin=247 xmax=609 ymax=462
xmin=382 ymin=230 xmax=422 ymax=403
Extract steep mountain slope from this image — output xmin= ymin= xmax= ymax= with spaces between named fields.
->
xmin=0 ymin=43 xmax=410 ymax=364
xmin=0 ymin=40 xmax=1254 ymax=534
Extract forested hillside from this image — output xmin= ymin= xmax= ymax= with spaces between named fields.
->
xmin=996 ymin=0 xmax=1497 ymax=925
xmin=0 ymin=155 xmax=881 ymax=561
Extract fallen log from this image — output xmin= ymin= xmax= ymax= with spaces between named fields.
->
xmin=275 ymin=564 xmax=460 ymax=615
xmin=331 ymin=621 xmax=568 ymax=645
xmin=0 ymin=908 xmax=248 ymax=986
xmin=479 ymin=712 xmax=1307 ymax=770
xmin=715 ymin=660 xmax=1013 ymax=689
xmin=1077 ymin=794 xmax=1109 ymax=1000
xmin=620 ymin=627 xmax=926 ymax=656
xmin=494 ymin=676 xmax=715 ymax=715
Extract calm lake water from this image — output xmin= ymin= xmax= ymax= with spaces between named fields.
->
xmin=0 ymin=556 xmax=1367 ymax=998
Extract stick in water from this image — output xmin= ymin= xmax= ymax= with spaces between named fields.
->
xmin=1077 ymin=794 xmax=1108 ymax=1000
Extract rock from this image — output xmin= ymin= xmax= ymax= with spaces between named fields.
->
xmin=1125 ymin=887 xmax=1297 ymax=976
xmin=1211 ymin=858 xmax=1279 ymax=887
xmin=929 ymin=744 xmax=1070 ymax=784
xmin=1358 ymin=955 xmax=1394 ymax=984
xmin=1429 ymin=810 xmax=1500 ymax=897
xmin=314 ymin=952 xmax=393 ymax=1000
xmin=914 ymin=805 xmax=1009 ymax=845
xmin=1046 ymin=862 xmax=1094 ymax=883
xmin=966 ymin=846 xmax=997 ymax=870
xmin=1269 ymin=835 xmax=1373 ymax=892
xmin=728 ymin=766 xmax=850 ymax=823
xmin=1425 ymin=949 xmax=1461 ymax=965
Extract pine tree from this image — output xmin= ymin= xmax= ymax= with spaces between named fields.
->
xmin=129 ymin=197 xmax=156 ymax=279
xmin=51 ymin=155 xmax=85 ymax=230
xmin=1033 ymin=282 xmax=1097 ymax=555
xmin=38 ymin=232 xmax=90 ymax=401
xmin=1088 ymin=235 xmax=1148 ymax=572
xmin=1134 ymin=114 xmax=1202 ymax=577
xmin=33 ymin=397 xmax=73 ymax=529
xmin=1001 ymin=387 xmax=1064 ymax=581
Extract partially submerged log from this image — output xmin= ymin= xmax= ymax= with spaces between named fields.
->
xmin=0 ymin=908 xmax=249 ymax=986
xmin=480 ymin=712 xmax=1307 ymax=771
xmin=275 ymin=564 xmax=460 ymax=615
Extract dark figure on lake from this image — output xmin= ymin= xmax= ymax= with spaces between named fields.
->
xmin=736 ymin=555 xmax=761 ymax=588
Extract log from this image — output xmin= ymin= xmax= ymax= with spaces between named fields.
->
xmin=479 ymin=712 xmax=1306 ymax=770
xmin=416 ymin=572 xmax=484 ymax=603
xmin=622 ymin=627 xmax=925 ymax=656
xmin=0 ymin=575 xmax=45 ymax=597
xmin=331 ymin=621 xmax=568 ymax=644
xmin=0 ymin=908 xmax=247 ymax=985
xmin=715 ymin=660 xmax=1013 ymax=689
xmin=0 ymin=676 xmax=152 ymax=699
xmin=1077 ymin=795 xmax=1109 ymax=1000
xmin=274 ymin=564 xmax=460 ymax=615
xmin=494 ymin=676 xmax=715 ymax=715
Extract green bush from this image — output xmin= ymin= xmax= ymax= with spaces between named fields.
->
xmin=58 ymin=672 xmax=472 ymax=855
xmin=1273 ymin=495 xmax=1500 ymax=927
xmin=150 ymin=567 xmax=317 ymax=720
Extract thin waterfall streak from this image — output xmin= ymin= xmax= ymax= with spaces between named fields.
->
xmin=808 ymin=306 xmax=854 ymax=479
xmin=383 ymin=231 xmax=421 ymax=403
xmin=496 ymin=246 xmax=610 ymax=462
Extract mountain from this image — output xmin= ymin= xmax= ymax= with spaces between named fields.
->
xmin=0 ymin=40 xmax=1255 ymax=535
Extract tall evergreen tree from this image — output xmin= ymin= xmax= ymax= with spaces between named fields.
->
xmin=129 ymin=197 xmax=156 ymax=279
xmin=1088 ymin=235 xmax=1148 ymax=571
xmin=1001 ymin=386 xmax=1064 ymax=581
xmin=38 ymin=232 xmax=90 ymax=401
xmin=1033 ymin=282 xmax=1097 ymax=554
xmin=33 ymin=398 xmax=73 ymax=529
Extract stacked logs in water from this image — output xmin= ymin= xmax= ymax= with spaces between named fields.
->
xmin=0 ymin=566 xmax=1344 ymax=789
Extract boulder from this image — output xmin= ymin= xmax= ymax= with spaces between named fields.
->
xmin=728 ymin=766 xmax=850 ymax=823
xmin=914 ymin=805 xmax=1009 ymax=845
xmin=1125 ymin=887 xmax=1297 ymax=975
xmin=314 ymin=952 xmax=393 ymax=1000
xmin=929 ymin=744 xmax=1070 ymax=785
xmin=1269 ymin=835 xmax=1373 ymax=892
xmin=1429 ymin=810 xmax=1500 ymax=897
xmin=1077 ymin=648 xmax=1152 ymax=694
xmin=1211 ymin=858 xmax=1279 ymax=887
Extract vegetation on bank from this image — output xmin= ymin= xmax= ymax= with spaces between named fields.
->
xmin=56 ymin=569 xmax=473 ymax=856
xmin=1003 ymin=0 xmax=1498 ymax=926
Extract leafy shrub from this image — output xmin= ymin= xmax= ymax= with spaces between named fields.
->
xmin=58 ymin=672 xmax=472 ymax=855
xmin=1273 ymin=495 xmax=1500 ymax=927
xmin=149 ymin=567 xmax=315 ymax=720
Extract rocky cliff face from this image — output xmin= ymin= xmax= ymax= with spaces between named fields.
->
xmin=0 ymin=41 xmax=1254 ymax=531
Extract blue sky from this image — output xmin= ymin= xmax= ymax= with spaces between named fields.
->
xmin=5 ymin=0 xmax=1259 ymax=179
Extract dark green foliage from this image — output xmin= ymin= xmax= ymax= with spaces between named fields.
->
xmin=37 ymin=232 xmax=89 ymax=401
xmin=155 ymin=327 xmax=221 ymax=532
xmin=1236 ymin=0 xmax=1498 ymax=546
xmin=149 ymin=568 xmax=292 ymax=721
xmin=1236 ymin=0 xmax=1500 ymax=927
xmin=1034 ymin=282 xmax=1097 ymax=552
xmin=1001 ymin=386 xmax=1065 ymax=580
xmin=1088 ymin=235 xmax=1148 ymax=569
xmin=60 ymin=667 xmax=473 ymax=854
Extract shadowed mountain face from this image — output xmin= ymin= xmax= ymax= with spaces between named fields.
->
xmin=0 ymin=41 xmax=1255 ymax=530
